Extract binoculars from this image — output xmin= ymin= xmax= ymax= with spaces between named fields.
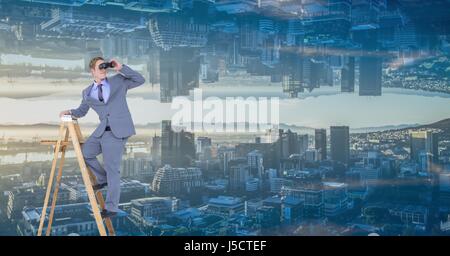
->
xmin=99 ymin=62 xmax=115 ymax=70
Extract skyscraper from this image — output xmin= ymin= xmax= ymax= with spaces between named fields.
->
xmin=161 ymin=120 xmax=174 ymax=166
xmin=277 ymin=129 xmax=300 ymax=160
xmin=151 ymin=134 xmax=161 ymax=166
xmin=359 ymin=55 xmax=382 ymax=96
xmin=160 ymin=120 xmax=196 ymax=167
xmin=248 ymin=150 xmax=264 ymax=179
xmin=315 ymin=129 xmax=327 ymax=161
xmin=159 ymin=48 xmax=200 ymax=102
xmin=229 ymin=164 xmax=249 ymax=193
xmin=352 ymin=21 xmax=382 ymax=97
xmin=410 ymin=131 xmax=439 ymax=163
xmin=330 ymin=126 xmax=350 ymax=165
xmin=428 ymin=132 xmax=439 ymax=163
xmin=298 ymin=134 xmax=309 ymax=156
xmin=341 ymin=56 xmax=355 ymax=92
xmin=218 ymin=146 xmax=235 ymax=177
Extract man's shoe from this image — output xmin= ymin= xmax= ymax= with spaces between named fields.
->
xmin=93 ymin=183 xmax=107 ymax=191
xmin=100 ymin=209 xmax=117 ymax=219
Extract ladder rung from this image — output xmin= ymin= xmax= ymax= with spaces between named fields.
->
xmin=40 ymin=140 xmax=84 ymax=146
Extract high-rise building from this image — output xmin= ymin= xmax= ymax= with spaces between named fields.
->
xmin=298 ymin=134 xmax=309 ymax=156
xmin=247 ymin=150 xmax=264 ymax=179
xmin=302 ymin=0 xmax=351 ymax=42
xmin=359 ymin=55 xmax=382 ymax=96
xmin=410 ymin=131 xmax=439 ymax=163
xmin=286 ymin=19 xmax=304 ymax=46
xmin=161 ymin=120 xmax=174 ymax=165
xmin=218 ymin=146 xmax=235 ymax=177
xmin=315 ymin=129 xmax=327 ymax=161
xmin=276 ymin=129 xmax=300 ymax=160
xmin=426 ymin=132 xmax=440 ymax=163
xmin=160 ymin=120 xmax=196 ymax=167
xmin=341 ymin=56 xmax=355 ymax=92
xmin=281 ymin=46 xmax=305 ymax=98
xmin=159 ymin=48 xmax=200 ymax=102
xmin=151 ymin=134 xmax=161 ymax=166
xmin=229 ymin=164 xmax=249 ymax=193
xmin=196 ymin=137 xmax=212 ymax=154
xmin=352 ymin=25 xmax=382 ymax=96
xmin=330 ymin=126 xmax=350 ymax=165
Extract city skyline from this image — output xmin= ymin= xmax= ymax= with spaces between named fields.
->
xmin=0 ymin=0 xmax=450 ymax=237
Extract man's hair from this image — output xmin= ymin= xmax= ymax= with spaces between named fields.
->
xmin=89 ymin=56 xmax=104 ymax=70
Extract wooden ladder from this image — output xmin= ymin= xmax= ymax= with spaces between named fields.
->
xmin=37 ymin=116 xmax=115 ymax=236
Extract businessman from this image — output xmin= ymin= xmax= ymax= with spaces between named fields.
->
xmin=60 ymin=57 xmax=145 ymax=218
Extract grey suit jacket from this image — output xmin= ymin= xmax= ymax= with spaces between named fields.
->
xmin=70 ymin=65 xmax=145 ymax=139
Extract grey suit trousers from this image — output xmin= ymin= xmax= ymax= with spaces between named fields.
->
xmin=82 ymin=130 xmax=127 ymax=212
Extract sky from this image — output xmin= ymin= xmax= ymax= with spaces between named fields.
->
xmin=1 ymin=83 xmax=449 ymax=129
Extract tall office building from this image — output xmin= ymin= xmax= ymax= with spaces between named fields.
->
xmin=160 ymin=120 xmax=195 ymax=167
xmin=248 ymin=150 xmax=264 ymax=179
xmin=410 ymin=131 xmax=439 ymax=163
xmin=196 ymin=137 xmax=212 ymax=154
xmin=330 ymin=126 xmax=350 ymax=165
xmin=315 ymin=129 xmax=327 ymax=161
xmin=341 ymin=56 xmax=355 ymax=92
xmin=427 ymin=132 xmax=439 ymax=163
xmin=151 ymin=134 xmax=161 ymax=166
xmin=281 ymin=49 xmax=304 ymax=98
xmin=159 ymin=48 xmax=200 ymax=102
xmin=218 ymin=146 xmax=235 ymax=177
xmin=161 ymin=120 xmax=174 ymax=166
xmin=277 ymin=129 xmax=300 ymax=160
xmin=359 ymin=55 xmax=382 ymax=96
xmin=298 ymin=134 xmax=309 ymax=156
xmin=229 ymin=164 xmax=250 ymax=193
xmin=352 ymin=23 xmax=382 ymax=96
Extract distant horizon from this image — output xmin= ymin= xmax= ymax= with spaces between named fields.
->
xmin=0 ymin=119 xmax=426 ymax=131
xmin=1 ymin=86 xmax=450 ymax=130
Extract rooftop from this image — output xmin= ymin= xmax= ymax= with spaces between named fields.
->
xmin=208 ymin=196 xmax=242 ymax=206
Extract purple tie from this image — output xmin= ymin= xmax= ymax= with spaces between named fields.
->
xmin=98 ymin=83 xmax=104 ymax=102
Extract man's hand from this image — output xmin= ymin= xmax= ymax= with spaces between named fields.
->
xmin=59 ymin=110 xmax=71 ymax=118
xmin=111 ymin=58 xmax=123 ymax=72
